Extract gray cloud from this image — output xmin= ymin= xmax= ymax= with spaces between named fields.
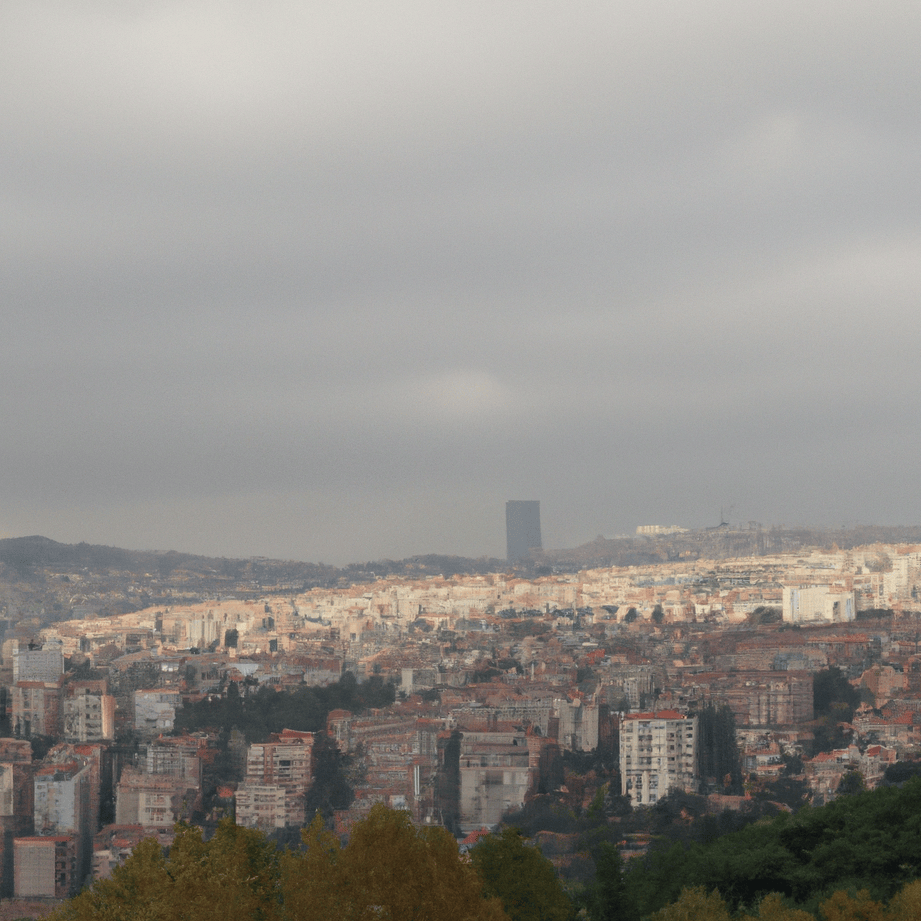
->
xmin=2 ymin=2 xmax=921 ymax=562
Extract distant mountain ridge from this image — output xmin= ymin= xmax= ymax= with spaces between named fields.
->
xmin=0 ymin=535 xmax=506 ymax=587
xmin=3 ymin=523 xmax=921 ymax=586
xmin=0 ymin=535 xmax=215 ymax=575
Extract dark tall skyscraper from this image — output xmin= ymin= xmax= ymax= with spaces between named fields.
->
xmin=506 ymin=500 xmax=542 ymax=562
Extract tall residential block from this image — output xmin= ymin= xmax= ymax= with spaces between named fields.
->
xmin=506 ymin=500 xmax=542 ymax=562
xmin=63 ymin=682 xmax=115 ymax=742
xmin=12 ymin=643 xmax=64 ymax=684
xmin=619 ymin=710 xmax=698 ymax=807
xmin=235 ymin=730 xmax=313 ymax=831
xmin=457 ymin=730 xmax=533 ymax=834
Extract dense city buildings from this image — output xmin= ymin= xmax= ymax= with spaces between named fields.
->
xmin=2 ymin=531 xmax=921 ymax=898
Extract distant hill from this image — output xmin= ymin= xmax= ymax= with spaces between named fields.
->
xmin=540 ymin=524 xmax=921 ymax=570
xmin=0 ymin=536 xmax=507 ymax=589
xmin=3 ymin=524 xmax=921 ymax=589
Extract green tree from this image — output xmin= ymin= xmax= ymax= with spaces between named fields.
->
xmin=813 ymin=667 xmax=860 ymax=719
xmin=302 ymin=731 xmax=355 ymax=825
xmin=694 ymin=704 xmax=743 ymax=793
xmin=836 ymin=770 xmax=866 ymax=797
xmin=587 ymin=843 xmax=637 ymax=921
xmin=470 ymin=827 xmax=574 ymax=921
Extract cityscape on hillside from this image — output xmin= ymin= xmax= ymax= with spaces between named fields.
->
xmin=2 ymin=514 xmax=921 ymax=905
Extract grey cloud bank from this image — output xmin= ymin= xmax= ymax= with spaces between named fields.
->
xmin=2 ymin=2 xmax=920 ymax=564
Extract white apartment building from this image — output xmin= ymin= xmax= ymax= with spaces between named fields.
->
xmin=62 ymin=687 xmax=115 ymax=742
xmin=133 ymin=690 xmax=181 ymax=736
xmin=620 ymin=711 xmax=698 ymax=806
xmin=235 ymin=784 xmax=303 ymax=830
xmin=782 ymin=585 xmax=856 ymax=624
xmin=13 ymin=643 xmax=64 ymax=683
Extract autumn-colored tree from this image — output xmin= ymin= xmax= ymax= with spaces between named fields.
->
xmin=647 ymin=886 xmax=732 ymax=921
xmin=49 ymin=820 xmax=281 ymax=921
xmin=282 ymin=805 xmax=508 ymax=921
xmin=887 ymin=879 xmax=921 ymax=920
xmin=817 ymin=889 xmax=886 ymax=921
xmin=739 ymin=893 xmax=814 ymax=921
xmin=49 ymin=807 xmax=507 ymax=921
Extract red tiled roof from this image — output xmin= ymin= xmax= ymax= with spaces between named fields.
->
xmin=622 ymin=710 xmax=685 ymax=721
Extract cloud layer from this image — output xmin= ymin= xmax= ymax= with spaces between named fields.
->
xmin=3 ymin=2 xmax=921 ymax=563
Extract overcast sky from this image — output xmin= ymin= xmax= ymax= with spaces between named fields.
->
xmin=2 ymin=3 xmax=921 ymax=565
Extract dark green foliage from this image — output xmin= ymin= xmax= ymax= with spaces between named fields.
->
xmin=813 ymin=666 xmax=860 ymax=718
xmin=509 ymin=621 xmax=552 ymax=639
xmin=751 ymin=775 xmax=812 ymax=811
xmin=29 ymin=735 xmax=56 ymax=760
xmin=561 ymin=746 xmax=617 ymax=778
xmin=810 ymin=719 xmax=851 ymax=756
xmin=302 ymin=731 xmax=355 ymax=824
xmin=470 ymin=827 xmax=575 ymax=921
xmin=836 ymin=769 xmax=866 ymax=796
xmin=857 ymin=607 xmax=896 ymax=620
xmin=586 ymin=843 xmax=637 ymax=921
xmin=747 ymin=605 xmax=781 ymax=625
xmin=622 ymin=776 xmax=921 ymax=917
xmin=881 ymin=759 xmax=921 ymax=786
xmin=174 ymin=673 xmax=395 ymax=743
xmin=694 ymin=704 xmax=743 ymax=793
xmin=810 ymin=666 xmax=861 ymax=756
xmin=503 ymin=799 xmax=581 ymax=836
xmin=650 ymin=790 xmax=708 ymax=835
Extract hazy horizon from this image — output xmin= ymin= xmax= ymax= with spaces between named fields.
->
xmin=4 ymin=3 xmax=921 ymax=566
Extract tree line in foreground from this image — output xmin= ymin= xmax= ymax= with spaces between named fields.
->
xmin=613 ymin=775 xmax=921 ymax=919
xmin=45 ymin=777 xmax=921 ymax=921
xmin=47 ymin=805 xmax=571 ymax=921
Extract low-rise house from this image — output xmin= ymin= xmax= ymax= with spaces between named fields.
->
xmin=14 ymin=835 xmax=77 ymax=898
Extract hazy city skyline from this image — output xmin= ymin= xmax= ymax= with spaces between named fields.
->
xmin=3 ymin=3 xmax=921 ymax=565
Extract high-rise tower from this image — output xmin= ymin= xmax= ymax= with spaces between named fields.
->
xmin=506 ymin=500 xmax=542 ymax=562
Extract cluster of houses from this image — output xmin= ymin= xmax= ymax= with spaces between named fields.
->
xmin=2 ymin=543 xmax=921 ymax=897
